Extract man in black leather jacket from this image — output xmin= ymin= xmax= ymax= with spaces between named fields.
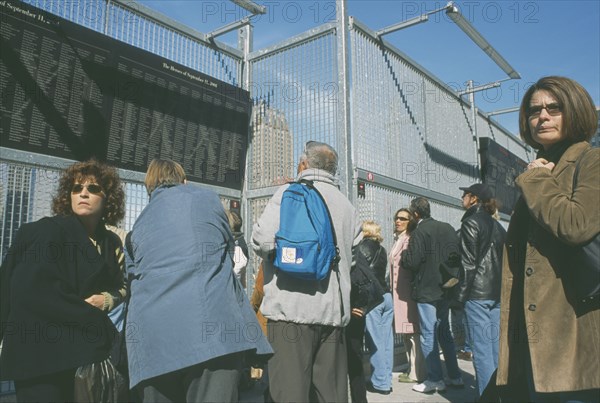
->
xmin=457 ymin=183 xmax=507 ymax=398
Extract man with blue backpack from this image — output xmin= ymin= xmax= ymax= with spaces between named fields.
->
xmin=252 ymin=141 xmax=362 ymax=402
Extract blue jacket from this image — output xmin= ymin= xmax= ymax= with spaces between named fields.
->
xmin=125 ymin=184 xmax=272 ymax=387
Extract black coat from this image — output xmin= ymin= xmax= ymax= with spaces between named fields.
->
xmin=400 ymin=217 xmax=459 ymax=303
xmin=457 ymin=204 xmax=506 ymax=303
xmin=0 ymin=216 xmax=120 ymax=380
xmin=357 ymin=238 xmax=389 ymax=292
xmin=350 ymin=238 xmax=388 ymax=312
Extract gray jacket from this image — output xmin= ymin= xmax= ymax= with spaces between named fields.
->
xmin=252 ymin=169 xmax=362 ymax=327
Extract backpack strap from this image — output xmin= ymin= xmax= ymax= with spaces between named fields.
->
xmin=298 ymin=179 xmax=344 ymax=318
xmin=298 ymin=179 xmax=341 ymax=265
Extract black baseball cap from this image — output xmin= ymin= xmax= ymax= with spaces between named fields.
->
xmin=459 ymin=183 xmax=493 ymax=202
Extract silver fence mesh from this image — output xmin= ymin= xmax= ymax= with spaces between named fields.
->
xmin=350 ymin=20 xmax=530 ymax=195
xmin=349 ymin=19 xmax=529 ymax=231
xmin=1 ymin=1 xmax=532 ymax=295
xmin=21 ymin=0 xmax=243 ymax=86
xmin=246 ymin=26 xmax=341 ymax=192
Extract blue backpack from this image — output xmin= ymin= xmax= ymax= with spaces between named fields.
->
xmin=274 ymin=180 xmax=340 ymax=281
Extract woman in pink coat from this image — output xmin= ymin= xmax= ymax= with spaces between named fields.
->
xmin=389 ymin=208 xmax=426 ymax=383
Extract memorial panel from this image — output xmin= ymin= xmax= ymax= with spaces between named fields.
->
xmin=479 ymin=137 xmax=527 ymax=215
xmin=0 ymin=1 xmax=249 ymax=189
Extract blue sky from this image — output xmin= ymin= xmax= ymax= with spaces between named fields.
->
xmin=140 ymin=0 xmax=600 ymax=136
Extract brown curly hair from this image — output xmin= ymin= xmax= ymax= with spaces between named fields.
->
xmin=52 ymin=159 xmax=125 ymax=226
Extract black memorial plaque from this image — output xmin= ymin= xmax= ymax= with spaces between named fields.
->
xmin=479 ymin=137 xmax=527 ymax=215
xmin=0 ymin=0 xmax=249 ymax=189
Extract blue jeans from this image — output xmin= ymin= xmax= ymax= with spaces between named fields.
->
xmin=464 ymin=299 xmax=500 ymax=397
xmin=365 ymin=293 xmax=394 ymax=390
xmin=417 ymin=300 xmax=461 ymax=382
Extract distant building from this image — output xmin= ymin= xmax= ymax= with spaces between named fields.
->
xmin=250 ymin=101 xmax=294 ymax=187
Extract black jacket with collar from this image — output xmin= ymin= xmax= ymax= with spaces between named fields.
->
xmin=357 ymin=238 xmax=389 ymax=292
xmin=400 ymin=217 xmax=460 ymax=303
xmin=0 ymin=215 xmax=120 ymax=380
xmin=457 ymin=204 xmax=507 ymax=303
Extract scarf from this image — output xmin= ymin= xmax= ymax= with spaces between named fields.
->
xmin=536 ymin=140 xmax=573 ymax=164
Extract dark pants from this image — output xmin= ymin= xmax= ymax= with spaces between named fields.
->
xmin=267 ymin=320 xmax=348 ymax=403
xmin=137 ymin=352 xmax=243 ymax=403
xmin=15 ymin=369 xmax=76 ymax=403
xmin=346 ymin=315 xmax=367 ymax=403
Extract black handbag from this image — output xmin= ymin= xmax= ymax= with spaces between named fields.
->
xmin=570 ymin=148 xmax=600 ymax=307
xmin=74 ymin=359 xmax=124 ymax=402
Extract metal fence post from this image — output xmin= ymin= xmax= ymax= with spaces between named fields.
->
xmin=336 ymin=0 xmax=354 ymax=201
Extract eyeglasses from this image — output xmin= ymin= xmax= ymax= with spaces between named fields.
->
xmin=71 ymin=183 xmax=104 ymax=195
xmin=394 ymin=216 xmax=410 ymax=222
xmin=528 ymin=103 xmax=562 ymax=119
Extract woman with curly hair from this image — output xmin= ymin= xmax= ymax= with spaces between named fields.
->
xmin=0 ymin=159 xmax=126 ymax=402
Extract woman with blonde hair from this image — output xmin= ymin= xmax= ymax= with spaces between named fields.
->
xmin=359 ymin=221 xmax=393 ymax=395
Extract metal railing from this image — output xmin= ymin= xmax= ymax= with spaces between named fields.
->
xmin=1 ymin=0 xmax=532 ymax=289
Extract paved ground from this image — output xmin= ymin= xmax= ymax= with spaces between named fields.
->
xmin=240 ymin=356 xmax=478 ymax=402
xmin=0 ymin=356 xmax=477 ymax=402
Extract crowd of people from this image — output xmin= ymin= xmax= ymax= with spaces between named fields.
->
xmin=0 ymin=75 xmax=598 ymax=403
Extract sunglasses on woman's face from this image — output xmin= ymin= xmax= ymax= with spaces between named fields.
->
xmin=71 ymin=183 xmax=103 ymax=195
xmin=394 ymin=216 xmax=410 ymax=222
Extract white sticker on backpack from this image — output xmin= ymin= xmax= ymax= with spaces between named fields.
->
xmin=281 ymin=247 xmax=297 ymax=264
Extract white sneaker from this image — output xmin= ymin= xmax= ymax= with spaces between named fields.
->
xmin=446 ymin=377 xmax=465 ymax=387
xmin=412 ymin=379 xmax=446 ymax=393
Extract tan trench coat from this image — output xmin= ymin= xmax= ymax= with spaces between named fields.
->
xmin=497 ymin=142 xmax=600 ymax=393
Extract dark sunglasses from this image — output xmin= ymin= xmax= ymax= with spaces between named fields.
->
xmin=71 ymin=183 xmax=103 ymax=195
xmin=394 ymin=216 xmax=410 ymax=222
xmin=528 ymin=103 xmax=562 ymax=119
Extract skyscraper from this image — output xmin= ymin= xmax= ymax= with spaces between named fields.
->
xmin=249 ymin=101 xmax=294 ymax=188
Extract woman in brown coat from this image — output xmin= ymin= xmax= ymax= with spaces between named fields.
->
xmin=496 ymin=76 xmax=599 ymax=401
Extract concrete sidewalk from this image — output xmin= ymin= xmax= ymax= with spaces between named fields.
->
xmin=366 ymin=358 xmax=477 ymax=403
xmin=0 ymin=357 xmax=477 ymax=403
xmin=240 ymin=356 xmax=478 ymax=402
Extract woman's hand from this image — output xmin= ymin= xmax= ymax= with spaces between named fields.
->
xmin=85 ymin=294 xmax=105 ymax=310
xmin=351 ymin=308 xmax=365 ymax=318
xmin=527 ymin=158 xmax=555 ymax=171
